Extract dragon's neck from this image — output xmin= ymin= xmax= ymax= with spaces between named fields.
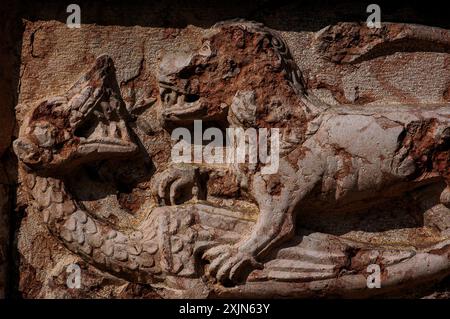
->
xmin=30 ymin=176 xmax=76 ymax=226
xmin=27 ymin=174 xmax=167 ymax=283
xmin=26 ymin=172 xmax=209 ymax=285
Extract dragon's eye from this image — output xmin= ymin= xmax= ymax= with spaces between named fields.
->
xmin=198 ymin=41 xmax=211 ymax=57
xmin=33 ymin=123 xmax=56 ymax=148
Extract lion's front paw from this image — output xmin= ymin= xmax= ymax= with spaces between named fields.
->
xmin=151 ymin=164 xmax=199 ymax=206
xmin=202 ymin=245 xmax=262 ymax=284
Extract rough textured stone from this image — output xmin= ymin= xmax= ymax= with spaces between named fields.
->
xmin=0 ymin=0 xmax=21 ymax=299
xmin=3 ymin=0 xmax=450 ymax=299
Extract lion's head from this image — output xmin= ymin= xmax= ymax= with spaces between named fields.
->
xmin=158 ymin=20 xmax=311 ymax=130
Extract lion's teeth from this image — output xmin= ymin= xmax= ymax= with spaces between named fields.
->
xmin=93 ymin=110 xmax=104 ymax=119
xmin=167 ymin=91 xmax=177 ymax=105
xmin=164 ymin=96 xmax=169 ymax=104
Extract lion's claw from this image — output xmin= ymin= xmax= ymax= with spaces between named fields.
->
xmin=152 ymin=165 xmax=199 ymax=205
xmin=203 ymin=245 xmax=262 ymax=284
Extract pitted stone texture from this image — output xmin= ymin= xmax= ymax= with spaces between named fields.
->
xmin=14 ymin=17 xmax=450 ymax=299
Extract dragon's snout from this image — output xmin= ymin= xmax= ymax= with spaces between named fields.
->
xmin=14 ymin=110 xmax=138 ymax=174
xmin=14 ymin=117 xmax=138 ymax=175
xmin=13 ymin=137 xmax=44 ymax=167
xmin=14 ymin=55 xmax=139 ymax=174
xmin=13 ymin=120 xmax=59 ymax=168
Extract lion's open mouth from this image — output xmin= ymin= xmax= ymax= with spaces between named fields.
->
xmin=159 ymin=82 xmax=204 ymax=121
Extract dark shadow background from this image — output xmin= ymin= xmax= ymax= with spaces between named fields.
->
xmin=14 ymin=0 xmax=450 ymax=30
xmin=2 ymin=0 xmax=449 ymax=299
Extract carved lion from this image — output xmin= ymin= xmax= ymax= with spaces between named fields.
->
xmin=157 ymin=20 xmax=450 ymax=284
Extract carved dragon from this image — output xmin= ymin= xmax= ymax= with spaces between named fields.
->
xmin=13 ymin=54 xmax=295 ymax=297
xmin=13 ymin=56 xmax=232 ymax=292
xmin=13 ymin=21 xmax=450 ymax=298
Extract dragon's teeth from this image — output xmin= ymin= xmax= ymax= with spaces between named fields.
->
xmin=102 ymin=124 xmax=109 ymax=137
xmin=109 ymin=122 xmax=119 ymax=138
xmin=118 ymin=121 xmax=129 ymax=139
xmin=92 ymin=123 xmax=108 ymax=138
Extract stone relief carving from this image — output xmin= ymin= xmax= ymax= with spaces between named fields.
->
xmin=13 ymin=20 xmax=450 ymax=298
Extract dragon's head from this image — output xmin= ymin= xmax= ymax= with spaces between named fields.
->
xmin=158 ymin=20 xmax=309 ymax=129
xmin=14 ymin=55 xmax=138 ymax=175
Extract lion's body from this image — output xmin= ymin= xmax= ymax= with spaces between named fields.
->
xmin=284 ymin=106 xmax=450 ymax=209
xmin=158 ymin=20 xmax=450 ymax=282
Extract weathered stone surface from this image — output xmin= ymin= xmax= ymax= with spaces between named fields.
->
xmin=0 ymin=0 xmax=21 ymax=299
xmin=3 ymin=1 xmax=450 ymax=299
